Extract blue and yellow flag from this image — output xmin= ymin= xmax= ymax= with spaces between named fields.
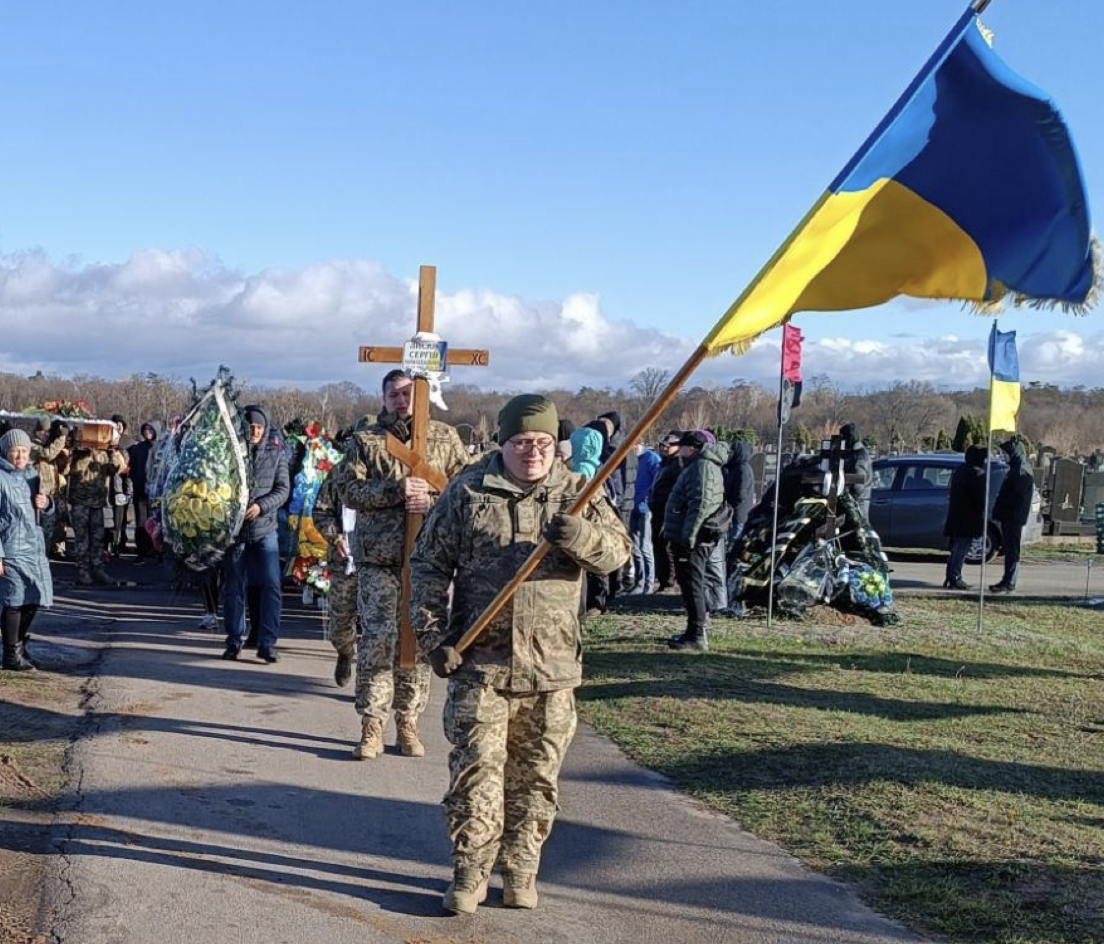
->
xmin=988 ymin=324 xmax=1020 ymax=432
xmin=705 ymin=5 xmax=1098 ymax=355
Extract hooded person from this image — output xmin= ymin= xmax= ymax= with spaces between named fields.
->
xmin=555 ymin=419 xmax=576 ymax=466
xmin=990 ymin=439 xmax=1034 ymax=592
xmin=582 ymin=420 xmax=614 ymax=489
xmin=598 ymin=411 xmax=638 ymax=517
xmin=723 ymin=440 xmax=757 ymax=544
xmin=597 ymin=411 xmax=639 ymax=596
xmin=840 ymin=423 xmax=873 ymax=519
xmin=568 ymin=427 xmax=603 ymax=479
xmin=577 ymin=420 xmax=622 ymax=614
xmin=221 ymin=405 xmax=290 ymax=663
xmin=943 ymin=445 xmax=988 ymax=589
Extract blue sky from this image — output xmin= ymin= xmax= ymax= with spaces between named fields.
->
xmin=0 ymin=0 xmax=1099 ymax=390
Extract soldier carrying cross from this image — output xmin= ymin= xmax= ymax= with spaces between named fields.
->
xmin=338 ymin=266 xmax=483 ymax=760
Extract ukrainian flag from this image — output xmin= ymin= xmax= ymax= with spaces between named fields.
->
xmin=705 ymin=4 xmax=1098 ymax=356
xmin=988 ymin=324 xmax=1020 ymax=432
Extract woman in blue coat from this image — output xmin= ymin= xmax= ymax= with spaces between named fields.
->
xmin=1 ymin=428 xmax=54 ymax=670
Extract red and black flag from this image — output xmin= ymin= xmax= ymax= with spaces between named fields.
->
xmin=779 ymin=323 xmax=803 ymax=423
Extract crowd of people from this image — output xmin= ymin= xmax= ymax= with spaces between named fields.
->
xmin=0 ymin=376 xmax=1040 ymax=914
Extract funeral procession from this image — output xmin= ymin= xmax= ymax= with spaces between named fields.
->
xmin=1 ymin=3 xmax=1103 ymax=944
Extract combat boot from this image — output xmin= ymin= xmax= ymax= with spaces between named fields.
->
xmin=502 ymin=870 xmax=539 ymax=909
xmin=2 ymin=644 xmax=35 ymax=672
xmin=76 ymin=570 xmax=94 ymax=587
xmin=442 ymin=867 xmax=489 ymax=914
xmin=18 ymin=634 xmax=38 ymax=670
xmin=334 ymin=651 xmax=352 ymax=687
xmin=92 ymin=568 xmax=114 ymax=586
xmin=395 ymin=717 xmax=425 ymax=757
xmin=352 ymin=717 xmax=384 ymax=760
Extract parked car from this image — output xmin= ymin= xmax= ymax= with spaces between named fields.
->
xmin=869 ymin=453 xmax=1042 ymax=563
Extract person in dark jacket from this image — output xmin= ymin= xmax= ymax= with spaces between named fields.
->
xmin=723 ymin=440 xmax=756 ymax=547
xmin=127 ymin=422 xmax=157 ymax=559
xmin=600 ymin=411 xmax=638 ymax=520
xmin=648 ymin=432 xmax=683 ymax=590
xmin=840 ymin=423 xmax=873 ymax=520
xmin=599 ymin=411 xmax=640 ymax=595
xmin=943 ymin=445 xmax=987 ymax=590
xmin=108 ymin=415 xmax=132 ymax=556
xmin=663 ymin=431 xmax=730 ymax=651
xmin=629 ymin=443 xmax=662 ymax=593
xmin=582 ymin=418 xmax=619 ymax=614
xmin=222 ymin=405 xmax=290 ymax=662
xmin=990 ymin=439 xmax=1034 ymax=592
xmin=555 ymin=419 xmax=576 ymax=467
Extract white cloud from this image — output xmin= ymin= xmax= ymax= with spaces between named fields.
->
xmin=0 ymin=247 xmax=1100 ymax=393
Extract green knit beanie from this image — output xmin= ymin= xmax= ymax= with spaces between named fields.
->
xmin=497 ymin=394 xmax=559 ymax=443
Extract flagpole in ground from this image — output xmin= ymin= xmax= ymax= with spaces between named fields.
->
xmin=977 ymin=319 xmax=998 ymax=633
xmin=767 ymin=335 xmax=789 ymax=629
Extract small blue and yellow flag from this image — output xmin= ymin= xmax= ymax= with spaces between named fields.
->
xmin=706 ymin=4 xmax=1098 ymax=355
xmin=988 ymin=324 xmax=1020 ymax=433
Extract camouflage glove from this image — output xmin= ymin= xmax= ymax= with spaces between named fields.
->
xmin=543 ymin=513 xmax=585 ymax=552
xmin=428 ymin=646 xmax=463 ymax=679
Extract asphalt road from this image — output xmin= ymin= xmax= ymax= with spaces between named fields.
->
xmin=887 ymin=553 xmax=1100 ymax=599
xmin=38 ymin=562 xmax=922 ymax=944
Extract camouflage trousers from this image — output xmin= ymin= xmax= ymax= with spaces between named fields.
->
xmin=326 ymin=566 xmax=359 ymax=657
xmin=70 ymin=503 xmax=104 ymax=578
xmin=443 ymin=681 xmax=577 ymax=874
xmin=356 ymin=564 xmax=431 ymax=725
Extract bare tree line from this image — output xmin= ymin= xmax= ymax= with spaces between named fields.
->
xmin=2 ymin=367 xmax=1102 ymax=455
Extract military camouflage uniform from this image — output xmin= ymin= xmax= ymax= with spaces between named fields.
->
xmin=68 ymin=447 xmax=127 ymax=579
xmin=31 ymin=432 xmax=68 ymax=496
xmin=32 ymin=431 xmax=69 ymax=554
xmin=341 ymin=412 xmax=469 ymax=728
xmin=411 ymin=451 xmax=630 ymax=874
xmin=311 ymin=469 xmax=358 ymax=658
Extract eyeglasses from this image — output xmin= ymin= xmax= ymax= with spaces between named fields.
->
xmin=507 ymin=437 xmax=556 ymax=455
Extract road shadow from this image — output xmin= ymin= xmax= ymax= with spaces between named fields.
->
xmin=2 ymin=784 xmax=453 ymax=917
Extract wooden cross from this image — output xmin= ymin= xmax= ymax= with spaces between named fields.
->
xmin=358 ymin=265 xmax=490 ymax=668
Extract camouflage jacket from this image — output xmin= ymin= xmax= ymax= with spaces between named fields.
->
xmin=410 ymin=451 xmax=631 ymax=693
xmin=67 ymin=447 xmax=128 ymax=507
xmin=340 ymin=414 xmax=469 ymax=568
xmin=31 ymin=433 xmax=68 ymax=496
